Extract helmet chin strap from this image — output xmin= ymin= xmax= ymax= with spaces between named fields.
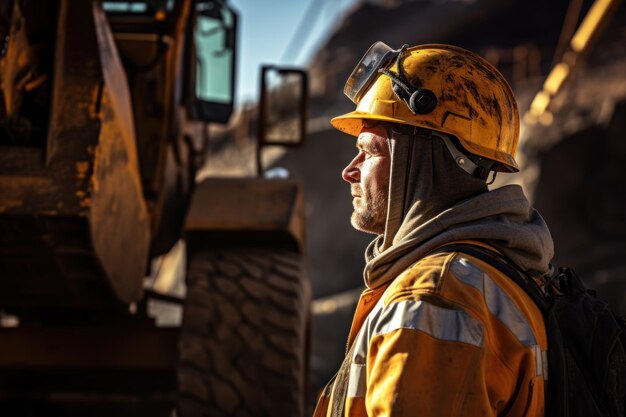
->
xmin=433 ymin=132 xmax=498 ymax=184
xmin=434 ymin=132 xmax=480 ymax=176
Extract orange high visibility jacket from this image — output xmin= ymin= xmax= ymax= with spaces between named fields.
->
xmin=314 ymin=249 xmax=548 ymax=417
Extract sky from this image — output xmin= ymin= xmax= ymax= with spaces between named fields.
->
xmin=230 ymin=0 xmax=358 ymax=107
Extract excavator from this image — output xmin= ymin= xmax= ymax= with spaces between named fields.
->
xmin=0 ymin=0 xmax=310 ymax=416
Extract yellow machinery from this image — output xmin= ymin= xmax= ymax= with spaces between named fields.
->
xmin=0 ymin=1 xmax=310 ymax=416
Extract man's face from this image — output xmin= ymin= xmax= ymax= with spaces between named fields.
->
xmin=342 ymin=124 xmax=391 ymax=235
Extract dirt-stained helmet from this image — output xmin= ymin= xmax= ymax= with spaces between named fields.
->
xmin=331 ymin=42 xmax=520 ymax=172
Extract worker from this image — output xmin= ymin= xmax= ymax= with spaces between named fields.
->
xmin=313 ymin=42 xmax=554 ymax=417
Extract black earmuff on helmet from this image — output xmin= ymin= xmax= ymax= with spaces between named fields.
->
xmin=379 ymin=45 xmax=438 ymax=115
xmin=409 ymin=89 xmax=437 ymax=114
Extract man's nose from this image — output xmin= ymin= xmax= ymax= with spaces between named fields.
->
xmin=342 ymin=156 xmax=360 ymax=184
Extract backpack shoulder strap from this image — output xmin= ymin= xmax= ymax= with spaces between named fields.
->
xmin=432 ymin=243 xmax=552 ymax=314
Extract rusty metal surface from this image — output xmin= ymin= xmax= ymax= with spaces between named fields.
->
xmin=110 ymin=0 xmax=200 ymax=257
xmin=0 ymin=216 xmax=119 ymax=310
xmin=0 ymin=2 xmax=38 ymax=130
xmin=0 ymin=0 xmax=149 ymax=307
xmin=91 ymin=2 xmax=150 ymax=303
xmin=148 ymin=0 xmax=202 ymax=257
xmin=0 ymin=324 xmax=178 ymax=417
xmin=185 ymin=178 xmax=306 ymax=251
xmin=0 ymin=326 xmax=177 ymax=369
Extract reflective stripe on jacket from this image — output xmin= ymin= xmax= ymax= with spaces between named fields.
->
xmin=313 ymin=249 xmax=548 ymax=417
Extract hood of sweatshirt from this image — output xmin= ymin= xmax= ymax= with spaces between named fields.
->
xmin=364 ymin=129 xmax=554 ymax=289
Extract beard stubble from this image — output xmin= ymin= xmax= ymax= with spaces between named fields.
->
xmin=350 ymin=184 xmax=388 ymax=235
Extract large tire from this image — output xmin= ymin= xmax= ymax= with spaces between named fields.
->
xmin=178 ymin=243 xmax=311 ymax=417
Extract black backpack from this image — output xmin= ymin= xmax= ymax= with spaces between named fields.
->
xmin=438 ymin=244 xmax=626 ymax=417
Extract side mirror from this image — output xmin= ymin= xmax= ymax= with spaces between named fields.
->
xmin=187 ymin=0 xmax=237 ymax=124
xmin=258 ymin=66 xmax=308 ymax=147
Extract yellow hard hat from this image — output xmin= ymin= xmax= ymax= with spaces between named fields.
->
xmin=332 ymin=43 xmax=520 ymax=172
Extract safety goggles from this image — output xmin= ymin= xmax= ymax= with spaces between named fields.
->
xmin=343 ymin=41 xmax=403 ymax=104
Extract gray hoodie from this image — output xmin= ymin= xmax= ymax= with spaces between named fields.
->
xmin=364 ymin=130 xmax=555 ymax=289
